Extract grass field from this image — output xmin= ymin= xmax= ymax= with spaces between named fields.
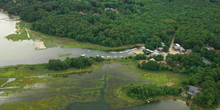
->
xmin=111 ymin=58 xmax=186 ymax=86
xmin=0 ymin=62 xmax=104 ymax=87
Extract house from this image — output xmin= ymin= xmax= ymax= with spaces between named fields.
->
xmin=174 ymin=43 xmax=180 ymax=50
xmin=158 ymin=47 xmax=163 ymax=51
xmin=149 ymin=58 xmax=156 ymax=61
xmin=161 ymin=42 xmax=165 ymax=47
xmin=188 ymin=85 xmax=201 ymax=96
xmin=180 ymin=47 xmax=185 ymax=53
xmin=205 ymin=46 xmax=214 ymax=50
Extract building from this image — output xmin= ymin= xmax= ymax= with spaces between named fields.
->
xmin=158 ymin=47 xmax=163 ymax=51
xmin=180 ymin=47 xmax=185 ymax=52
xmin=188 ymin=85 xmax=201 ymax=96
xmin=161 ymin=42 xmax=166 ymax=47
xmin=141 ymin=47 xmax=146 ymax=50
xmin=174 ymin=43 xmax=180 ymax=50
xmin=173 ymin=43 xmax=185 ymax=53
xmin=149 ymin=58 xmax=156 ymax=61
xmin=146 ymin=49 xmax=154 ymax=53
xmin=151 ymin=50 xmax=160 ymax=55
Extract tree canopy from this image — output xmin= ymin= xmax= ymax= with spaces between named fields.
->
xmin=1 ymin=0 xmax=219 ymax=49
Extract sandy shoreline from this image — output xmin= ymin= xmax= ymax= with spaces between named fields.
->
xmin=38 ymin=41 xmax=46 ymax=49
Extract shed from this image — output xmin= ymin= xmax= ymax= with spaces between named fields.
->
xmin=216 ymin=50 xmax=220 ymax=52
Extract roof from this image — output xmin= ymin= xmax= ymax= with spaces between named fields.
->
xmin=175 ymin=43 xmax=180 ymax=47
xmin=149 ymin=58 xmax=156 ymax=61
xmin=216 ymin=50 xmax=220 ymax=52
xmin=188 ymin=85 xmax=201 ymax=96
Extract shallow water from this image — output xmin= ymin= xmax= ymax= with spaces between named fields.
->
xmin=0 ymin=64 xmax=190 ymax=110
xmin=0 ymin=12 xmax=131 ymax=67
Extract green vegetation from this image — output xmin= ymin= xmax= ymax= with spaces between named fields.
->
xmin=135 ymin=54 xmax=146 ymax=60
xmin=0 ymin=79 xmax=7 ymax=86
xmin=58 ymin=53 xmax=72 ymax=57
xmin=121 ymin=84 xmax=181 ymax=100
xmin=148 ymin=55 xmax=164 ymax=61
xmin=48 ymin=56 xmax=104 ymax=70
xmin=142 ymin=71 xmax=185 ymax=86
xmin=0 ymin=62 xmax=103 ymax=88
xmin=6 ymin=21 xmax=33 ymax=41
xmin=1 ymin=0 xmax=219 ymax=49
xmin=139 ymin=61 xmax=168 ymax=71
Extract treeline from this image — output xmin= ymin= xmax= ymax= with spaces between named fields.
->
xmin=134 ymin=54 xmax=166 ymax=71
xmin=166 ymin=49 xmax=220 ymax=107
xmin=1 ymin=0 xmax=219 ymax=49
xmin=122 ymin=84 xmax=181 ymax=100
xmin=135 ymin=54 xmax=164 ymax=61
xmin=138 ymin=61 xmax=168 ymax=71
xmin=48 ymin=56 xmax=104 ymax=71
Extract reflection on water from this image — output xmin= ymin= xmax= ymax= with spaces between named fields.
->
xmin=0 ymin=64 xmax=190 ymax=110
xmin=126 ymin=99 xmax=190 ymax=110
xmin=0 ymin=12 xmax=131 ymax=67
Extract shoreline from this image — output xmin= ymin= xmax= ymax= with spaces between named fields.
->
xmin=6 ymin=20 xmax=140 ymax=51
xmin=116 ymin=85 xmax=219 ymax=110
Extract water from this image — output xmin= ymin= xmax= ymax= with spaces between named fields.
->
xmin=0 ymin=12 xmax=131 ymax=67
xmin=126 ymin=100 xmax=190 ymax=110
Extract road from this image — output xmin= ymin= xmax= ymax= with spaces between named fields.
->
xmin=164 ymin=35 xmax=180 ymax=61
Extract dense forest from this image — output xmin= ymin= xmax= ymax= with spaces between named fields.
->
xmin=0 ymin=0 xmax=219 ymax=49
xmin=121 ymin=84 xmax=181 ymax=100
